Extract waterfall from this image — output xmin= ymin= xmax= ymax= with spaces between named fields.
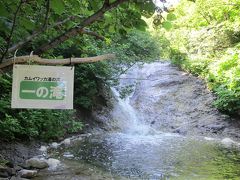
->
xmin=111 ymin=87 xmax=155 ymax=135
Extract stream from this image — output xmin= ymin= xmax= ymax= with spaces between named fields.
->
xmin=36 ymin=62 xmax=240 ymax=180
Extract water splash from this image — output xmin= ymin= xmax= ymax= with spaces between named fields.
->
xmin=111 ymin=87 xmax=156 ymax=135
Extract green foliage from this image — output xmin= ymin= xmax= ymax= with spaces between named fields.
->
xmin=0 ymin=0 xmax=162 ymax=58
xmin=0 ymin=74 xmax=83 ymax=141
xmin=157 ymin=0 xmax=240 ymax=115
xmin=162 ymin=21 xmax=172 ymax=30
xmin=0 ymin=0 xmax=164 ymax=141
xmin=167 ymin=13 xmax=177 ymax=21
xmin=50 ymin=0 xmax=65 ymax=15
xmin=0 ymin=20 xmax=161 ymax=142
xmin=213 ymin=86 xmax=240 ymax=113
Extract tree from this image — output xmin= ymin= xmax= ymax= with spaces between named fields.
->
xmin=0 ymin=0 xmax=169 ymax=141
xmin=0 ymin=0 xmax=171 ymax=68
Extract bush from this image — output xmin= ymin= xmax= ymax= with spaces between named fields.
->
xmin=155 ymin=0 xmax=240 ymax=116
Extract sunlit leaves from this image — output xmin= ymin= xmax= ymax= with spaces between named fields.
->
xmin=162 ymin=21 xmax=172 ymax=30
xmin=50 ymin=0 xmax=65 ymax=15
xmin=167 ymin=13 xmax=177 ymax=21
xmin=162 ymin=0 xmax=240 ymax=114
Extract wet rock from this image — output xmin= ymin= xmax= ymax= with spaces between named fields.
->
xmin=172 ymin=128 xmax=187 ymax=135
xmin=0 ymin=168 xmax=8 ymax=178
xmin=117 ymin=62 xmax=240 ymax=139
xmin=46 ymin=158 xmax=61 ymax=170
xmin=5 ymin=161 xmax=14 ymax=168
xmin=50 ymin=142 xmax=59 ymax=149
xmin=0 ymin=142 xmax=40 ymax=165
xmin=206 ymin=124 xmax=226 ymax=132
xmin=0 ymin=165 xmax=15 ymax=177
xmin=25 ymin=157 xmax=49 ymax=169
xmin=63 ymin=152 xmax=74 ymax=158
xmin=18 ymin=169 xmax=37 ymax=179
xmin=15 ymin=166 xmax=23 ymax=171
xmin=39 ymin=146 xmax=48 ymax=152
xmin=71 ymin=136 xmax=83 ymax=143
xmin=221 ymin=138 xmax=236 ymax=148
xmin=61 ymin=138 xmax=71 ymax=146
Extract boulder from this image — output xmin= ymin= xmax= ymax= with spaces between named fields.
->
xmin=39 ymin=146 xmax=48 ymax=152
xmin=50 ymin=142 xmax=59 ymax=149
xmin=0 ymin=168 xmax=8 ymax=178
xmin=25 ymin=158 xmax=49 ymax=169
xmin=18 ymin=169 xmax=37 ymax=179
xmin=46 ymin=158 xmax=61 ymax=171
xmin=61 ymin=138 xmax=71 ymax=146
xmin=221 ymin=138 xmax=236 ymax=148
xmin=0 ymin=165 xmax=15 ymax=178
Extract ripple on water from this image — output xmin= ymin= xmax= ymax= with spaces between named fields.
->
xmin=56 ymin=132 xmax=240 ymax=179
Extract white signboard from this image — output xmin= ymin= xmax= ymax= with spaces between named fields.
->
xmin=11 ymin=65 xmax=74 ymax=109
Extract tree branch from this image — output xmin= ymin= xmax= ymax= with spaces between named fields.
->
xmin=0 ymin=0 xmax=24 ymax=63
xmin=79 ymin=28 xmax=105 ymax=40
xmin=7 ymin=16 xmax=79 ymax=54
xmin=42 ymin=0 xmax=50 ymax=29
xmin=104 ymin=0 xmax=110 ymax=6
xmin=35 ymin=0 xmax=129 ymax=55
xmin=0 ymin=54 xmax=116 ymax=69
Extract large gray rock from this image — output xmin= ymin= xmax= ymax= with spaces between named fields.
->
xmin=39 ymin=146 xmax=48 ymax=152
xmin=0 ymin=165 xmax=15 ymax=178
xmin=0 ymin=169 xmax=8 ymax=178
xmin=25 ymin=158 xmax=49 ymax=169
xmin=50 ymin=142 xmax=59 ymax=149
xmin=221 ymin=138 xmax=237 ymax=148
xmin=46 ymin=158 xmax=61 ymax=170
xmin=61 ymin=138 xmax=71 ymax=146
xmin=18 ymin=169 xmax=37 ymax=179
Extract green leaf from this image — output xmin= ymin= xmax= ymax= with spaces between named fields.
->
xmin=136 ymin=1 xmax=155 ymax=18
xmin=89 ymin=0 xmax=101 ymax=10
xmin=162 ymin=21 xmax=172 ymax=30
xmin=50 ymin=0 xmax=65 ymax=15
xmin=136 ymin=19 xmax=147 ymax=31
xmin=108 ymin=25 xmax=115 ymax=33
xmin=21 ymin=18 xmax=35 ymax=30
xmin=0 ymin=3 xmax=8 ymax=17
xmin=167 ymin=13 xmax=177 ymax=21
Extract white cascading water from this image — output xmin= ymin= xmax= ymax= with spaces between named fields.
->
xmin=111 ymin=87 xmax=155 ymax=135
